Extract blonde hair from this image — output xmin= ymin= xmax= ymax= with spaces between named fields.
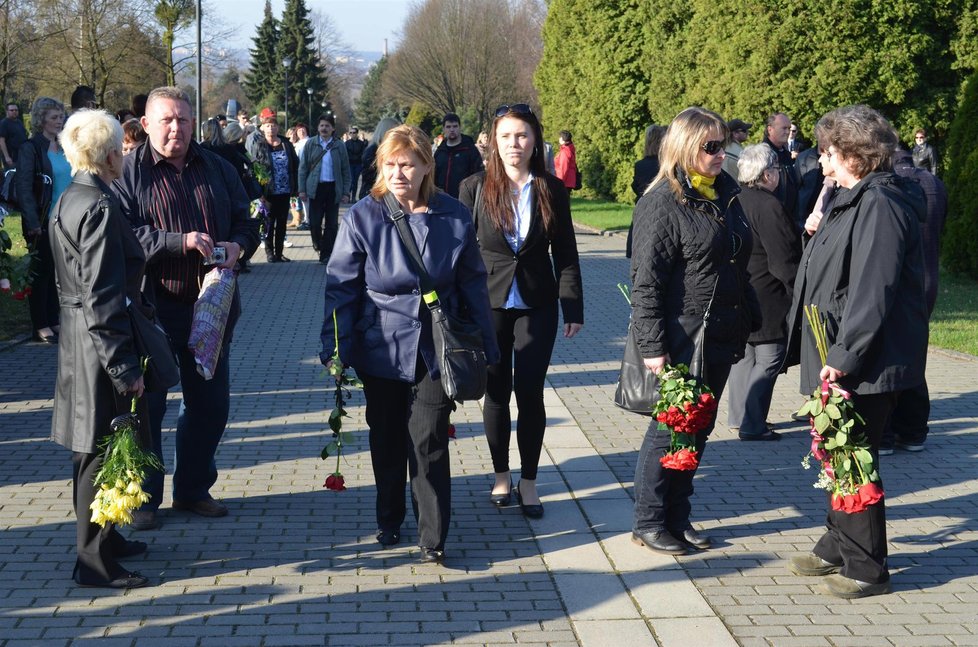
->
xmin=60 ymin=109 xmax=123 ymax=175
xmin=369 ymin=124 xmax=435 ymax=204
xmin=648 ymin=107 xmax=729 ymax=198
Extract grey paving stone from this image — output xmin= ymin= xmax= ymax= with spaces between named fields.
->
xmin=0 ymin=228 xmax=974 ymax=646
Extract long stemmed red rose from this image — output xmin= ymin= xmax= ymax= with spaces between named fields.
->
xmin=321 ymin=311 xmax=362 ymax=491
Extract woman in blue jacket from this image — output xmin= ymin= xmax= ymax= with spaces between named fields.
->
xmin=321 ymin=125 xmax=499 ymax=564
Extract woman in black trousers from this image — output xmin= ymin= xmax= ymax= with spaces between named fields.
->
xmin=630 ymin=107 xmax=759 ymax=555
xmin=459 ymin=104 xmax=584 ymax=518
xmin=49 ymin=110 xmax=151 ymax=588
xmin=16 ymin=96 xmax=71 ymax=343
xmin=785 ymin=105 xmax=928 ymax=599
xmin=321 ymin=125 xmax=498 ymax=563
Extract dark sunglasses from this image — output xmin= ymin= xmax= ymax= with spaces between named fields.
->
xmin=494 ymin=103 xmax=533 ymax=118
xmin=701 ymin=140 xmax=724 ymax=155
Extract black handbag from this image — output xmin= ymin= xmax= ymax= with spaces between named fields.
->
xmin=384 ymin=192 xmax=488 ymax=402
xmin=614 ymin=277 xmax=717 ymax=415
xmin=55 ymin=197 xmax=180 ymax=392
xmin=127 ymin=300 xmax=181 ymax=391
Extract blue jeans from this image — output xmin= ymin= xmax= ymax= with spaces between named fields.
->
xmin=632 ymin=361 xmax=731 ymax=533
xmin=726 ymin=340 xmax=786 ymax=437
xmin=141 ymin=297 xmax=232 ymax=508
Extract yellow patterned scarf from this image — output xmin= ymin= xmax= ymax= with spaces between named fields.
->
xmin=687 ymin=170 xmax=717 ymax=200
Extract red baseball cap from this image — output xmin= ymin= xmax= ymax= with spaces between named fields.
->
xmin=259 ymin=107 xmax=276 ymax=120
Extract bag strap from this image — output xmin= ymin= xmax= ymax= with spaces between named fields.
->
xmin=382 ymin=191 xmax=440 ymax=311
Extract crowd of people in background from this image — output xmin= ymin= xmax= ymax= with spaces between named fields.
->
xmin=0 ymin=81 xmax=944 ymax=601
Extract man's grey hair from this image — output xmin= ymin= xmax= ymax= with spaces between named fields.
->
xmin=146 ymin=86 xmax=192 ymax=110
xmin=765 ymin=112 xmax=789 ymax=129
xmin=738 ymin=143 xmax=778 ymax=186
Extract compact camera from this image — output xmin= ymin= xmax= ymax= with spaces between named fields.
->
xmin=204 ymin=246 xmax=227 ymax=265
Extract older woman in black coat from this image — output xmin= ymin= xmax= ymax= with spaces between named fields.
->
xmin=785 ymin=105 xmax=928 ymax=599
xmin=725 ymin=144 xmax=801 ymax=441
xmin=49 ymin=110 xmax=151 ymax=589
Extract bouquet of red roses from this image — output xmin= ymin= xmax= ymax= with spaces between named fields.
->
xmin=798 ymin=305 xmax=883 ymax=513
xmin=653 ymin=364 xmax=717 ymax=471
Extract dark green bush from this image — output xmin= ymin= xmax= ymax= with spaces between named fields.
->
xmin=943 ymin=68 xmax=978 ymax=278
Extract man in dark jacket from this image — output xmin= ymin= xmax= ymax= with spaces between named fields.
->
xmin=762 ymin=112 xmax=800 ymax=228
xmin=433 ymin=113 xmax=483 ymax=198
xmin=113 ymin=86 xmax=260 ymax=530
xmin=0 ymin=103 xmax=28 ymax=170
xmin=344 ymin=127 xmax=366 ymax=197
xmin=880 ymin=149 xmax=948 ymax=453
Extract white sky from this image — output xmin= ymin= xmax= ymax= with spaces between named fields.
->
xmin=220 ymin=0 xmax=409 ymax=54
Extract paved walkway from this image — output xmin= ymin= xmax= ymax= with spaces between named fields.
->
xmin=1 ymin=224 xmax=976 ymax=647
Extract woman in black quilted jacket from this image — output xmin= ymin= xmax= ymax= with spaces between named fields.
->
xmin=629 ymin=107 xmax=760 ymax=555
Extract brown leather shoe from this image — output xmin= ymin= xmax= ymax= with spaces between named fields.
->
xmin=172 ymin=497 xmax=228 ymax=517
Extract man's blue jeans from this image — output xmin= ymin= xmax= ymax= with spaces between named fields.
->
xmin=143 ymin=347 xmax=230 ymax=507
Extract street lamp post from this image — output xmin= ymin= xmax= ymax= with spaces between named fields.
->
xmin=282 ymin=57 xmax=292 ymax=131
xmin=306 ymin=88 xmax=313 ymax=126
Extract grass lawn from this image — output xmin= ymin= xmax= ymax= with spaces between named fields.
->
xmin=0 ymin=214 xmax=31 ymax=342
xmin=931 ymin=268 xmax=978 ymax=357
xmin=571 ymin=197 xmax=976 ymax=357
xmin=570 ymin=196 xmax=634 ymax=231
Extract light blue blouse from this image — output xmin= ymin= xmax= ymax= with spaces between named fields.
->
xmin=503 ymin=176 xmax=533 ymax=309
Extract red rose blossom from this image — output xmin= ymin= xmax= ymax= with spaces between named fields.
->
xmin=324 ymin=473 xmax=346 ymax=491
xmin=659 ymin=447 xmax=699 ymax=471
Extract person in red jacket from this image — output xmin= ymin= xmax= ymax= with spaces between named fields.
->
xmin=554 ymin=130 xmax=578 ymax=195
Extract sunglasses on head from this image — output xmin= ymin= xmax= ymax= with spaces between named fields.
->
xmin=494 ymin=103 xmax=533 ymax=118
xmin=701 ymin=140 xmax=724 ymax=155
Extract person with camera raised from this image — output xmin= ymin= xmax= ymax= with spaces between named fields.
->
xmin=112 ymin=86 xmax=259 ymax=531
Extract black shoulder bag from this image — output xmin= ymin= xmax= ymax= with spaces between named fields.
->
xmin=383 ymin=192 xmax=488 ymax=402
xmin=614 ymin=202 xmax=734 ymax=415
xmin=54 ymin=196 xmax=180 ymax=392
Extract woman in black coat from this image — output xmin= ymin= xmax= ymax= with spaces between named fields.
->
xmin=626 ymin=125 xmax=666 ymax=258
xmin=630 ymin=107 xmax=760 ymax=555
xmin=49 ymin=110 xmax=151 ymax=589
xmin=16 ymin=96 xmax=71 ymax=343
xmin=785 ymin=105 xmax=928 ymax=599
xmin=725 ymin=144 xmax=801 ymax=441
xmin=458 ymin=104 xmax=584 ymax=519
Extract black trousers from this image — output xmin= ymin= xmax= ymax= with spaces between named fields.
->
xmin=882 ymin=380 xmax=930 ymax=447
xmin=72 ymin=451 xmax=130 ymax=585
xmin=266 ymin=194 xmax=290 ymax=259
xmin=483 ymin=303 xmax=558 ymax=481
xmin=632 ymin=361 xmax=731 ymax=533
xmin=813 ymin=391 xmax=897 ymax=584
xmin=27 ymin=230 xmax=59 ymax=330
xmin=361 ymin=358 xmax=454 ymax=551
xmin=309 ymin=182 xmax=338 ymax=262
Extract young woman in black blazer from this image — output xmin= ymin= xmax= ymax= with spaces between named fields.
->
xmin=458 ymin=104 xmax=584 ymax=518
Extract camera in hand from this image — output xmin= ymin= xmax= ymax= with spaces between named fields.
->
xmin=204 ymin=246 xmax=226 ymax=265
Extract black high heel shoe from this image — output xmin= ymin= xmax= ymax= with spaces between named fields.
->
xmin=490 ymin=478 xmax=513 ymax=507
xmin=514 ymin=482 xmax=544 ymax=519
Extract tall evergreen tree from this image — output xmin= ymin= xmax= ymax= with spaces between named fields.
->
xmin=242 ymin=0 xmax=280 ymax=108
xmin=354 ymin=56 xmax=399 ymax=128
xmin=277 ymin=0 xmax=327 ymax=126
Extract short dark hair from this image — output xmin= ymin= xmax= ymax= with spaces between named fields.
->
xmin=6 ymin=103 xmax=18 ymax=110
xmin=318 ymin=113 xmax=335 ymax=126
xmin=443 ymin=113 xmax=460 ymax=125
xmin=70 ymin=85 xmax=97 ymax=110
xmin=559 ymin=130 xmax=572 ymax=142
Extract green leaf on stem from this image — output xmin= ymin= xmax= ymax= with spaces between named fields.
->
xmin=825 ymin=403 xmax=841 ymax=419
xmin=814 ymin=412 xmax=831 ymax=433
